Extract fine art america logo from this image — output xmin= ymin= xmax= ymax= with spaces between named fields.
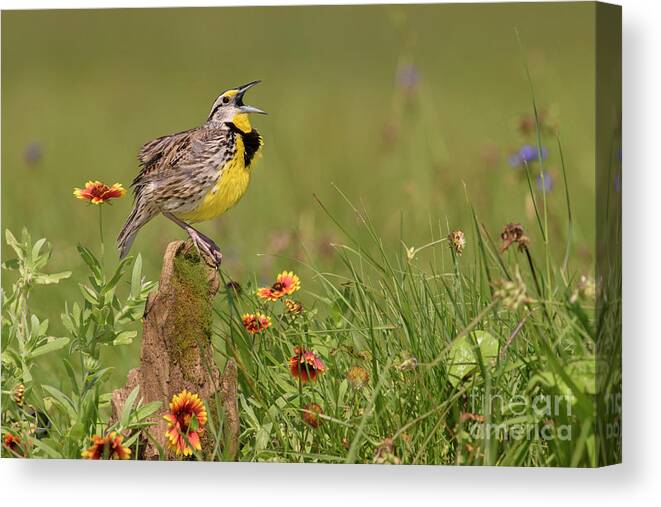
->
xmin=466 ymin=391 xmax=574 ymax=441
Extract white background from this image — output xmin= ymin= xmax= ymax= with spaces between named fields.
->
xmin=0 ymin=0 xmax=658 ymax=505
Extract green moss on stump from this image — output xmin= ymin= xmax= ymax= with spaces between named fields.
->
xmin=168 ymin=249 xmax=213 ymax=381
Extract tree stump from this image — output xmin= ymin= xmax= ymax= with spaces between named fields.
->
xmin=111 ymin=240 xmax=239 ymax=460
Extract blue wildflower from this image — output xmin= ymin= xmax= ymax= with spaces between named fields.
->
xmin=396 ymin=63 xmax=419 ymax=92
xmin=508 ymin=144 xmax=548 ymax=168
xmin=24 ymin=141 xmax=43 ymax=166
xmin=536 ymin=171 xmax=553 ymax=192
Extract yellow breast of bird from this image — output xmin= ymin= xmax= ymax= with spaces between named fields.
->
xmin=179 ymin=135 xmax=255 ymax=223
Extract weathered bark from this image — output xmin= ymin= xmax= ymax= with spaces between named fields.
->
xmin=112 ymin=240 xmax=239 ymax=460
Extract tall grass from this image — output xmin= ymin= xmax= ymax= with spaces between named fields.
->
xmin=208 ymin=173 xmax=600 ymax=465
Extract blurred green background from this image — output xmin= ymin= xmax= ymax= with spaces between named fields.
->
xmin=2 ymin=3 xmax=596 ymax=337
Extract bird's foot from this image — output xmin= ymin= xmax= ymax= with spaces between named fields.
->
xmin=187 ymin=229 xmax=223 ymax=268
xmin=162 ymin=212 xmax=223 ymax=268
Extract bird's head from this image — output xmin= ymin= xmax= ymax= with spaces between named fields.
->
xmin=207 ymin=80 xmax=266 ymax=132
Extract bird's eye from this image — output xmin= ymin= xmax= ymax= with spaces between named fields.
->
xmin=221 ymin=96 xmax=230 ymax=105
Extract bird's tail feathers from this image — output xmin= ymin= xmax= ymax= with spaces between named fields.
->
xmin=117 ymin=201 xmax=155 ymax=259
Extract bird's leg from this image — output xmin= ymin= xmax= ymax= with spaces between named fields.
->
xmin=163 ymin=212 xmax=223 ymax=267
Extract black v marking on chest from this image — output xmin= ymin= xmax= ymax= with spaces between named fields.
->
xmin=226 ymin=122 xmax=262 ymax=167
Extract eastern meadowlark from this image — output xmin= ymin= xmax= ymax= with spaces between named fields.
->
xmin=117 ymin=81 xmax=265 ymax=265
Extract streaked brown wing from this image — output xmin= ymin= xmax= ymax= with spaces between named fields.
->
xmin=132 ymin=128 xmax=196 ymax=188
xmin=131 ymin=127 xmax=233 ymax=208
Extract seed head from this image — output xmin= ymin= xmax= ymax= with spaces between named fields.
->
xmin=500 ymin=223 xmax=529 ymax=252
xmin=493 ymin=267 xmax=530 ymax=310
xmin=396 ymin=356 xmax=418 ymax=372
xmin=373 ymin=437 xmax=401 ymax=465
xmin=448 ymin=230 xmax=466 ymax=255
xmin=284 ymin=299 xmax=304 ymax=315
xmin=12 ymin=384 xmax=25 ymax=407
xmin=569 ymin=275 xmax=596 ymax=303
xmin=302 ymin=403 xmax=323 ymax=428
xmin=346 ymin=366 xmax=370 ymax=389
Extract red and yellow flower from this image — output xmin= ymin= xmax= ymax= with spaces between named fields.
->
xmin=257 ymin=271 xmax=301 ymax=301
xmin=73 ymin=180 xmax=126 ymax=204
xmin=289 ymin=346 xmax=326 ymax=383
xmin=81 ymin=431 xmax=131 ymax=460
xmin=241 ymin=312 xmax=272 ymax=334
xmin=163 ymin=390 xmax=208 ymax=457
xmin=2 ymin=432 xmax=22 ymax=456
xmin=302 ymin=403 xmax=324 ymax=429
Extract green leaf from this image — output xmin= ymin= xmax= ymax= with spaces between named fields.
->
xmin=30 ymin=337 xmax=70 ymax=358
xmin=62 ymin=359 xmax=80 ymax=396
xmin=240 ymin=397 xmax=260 ymax=428
xmin=22 ymin=362 xmax=33 ymax=383
xmin=105 ymin=256 xmax=132 ymax=294
xmin=2 ymin=348 xmax=20 ymax=367
xmin=120 ymin=385 xmax=141 ymax=428
xmin=112 ymin=330 xmax=137 ymax=346
xmin=5 ymin=229 xmax=23 ymax=259
xmin=30 ymin=314 xmax=41 ymax=336
xmin=42 ymin=384 xmax=77 ymax=420
xmin=337 ymin=378 xmax=349 ymax=409
xmin=34 ymin=271 xmax=72 ymax=285
xmin=99 ymin=392 xmax=113 ymax=407
xmin=254 ymin=422 xmax=273 ymax=454
xmin=135 ymin=401 xmax=162 ymax=421
xmin=530 ymin=358 xmax=596 ymax=401
xmin=446 ymin=330 xmax=499 ymax=387
xmin=87 ymin=366 xmax=114 ymax=388
xmin=31 ymin=238 xmax=48 ymax=263
xmin=69 ymin=421 xmax=87 ymax=444
xmin=123 ymin=432 xmax=141 ymax=449
xmin=77 ymin=245 xmax=102 ymax=281
xmin=31 ymin=439 xmax=62 ymax=459
xmin=131 ymin=254 xmax=143 ymax=299
xmin=60 ymin=309 xmax=76 ymax=334
xmin=79 ymin=284 xmax=99 ymax=305
xmin=38 ymin=318 xmax=49 ymax=336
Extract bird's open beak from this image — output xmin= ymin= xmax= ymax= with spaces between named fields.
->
xmin=236 ymin=80 xmax=267 ymax=115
